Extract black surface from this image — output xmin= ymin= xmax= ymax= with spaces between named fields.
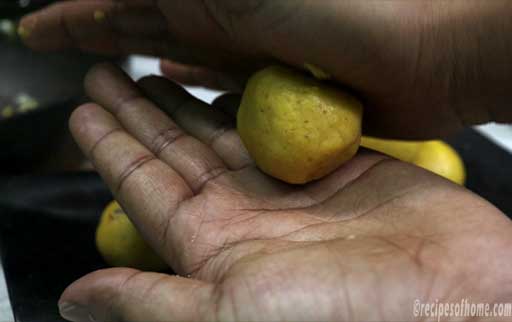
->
xmin=447 ymin=128 xmax=512 ymax=217
xmin=0 ymin=8 xmax=122 ymax=321
xmin=1 ymin=1 xmax=58 ymax=18
xmin=0 ymin=173 xmax=112 ymax=322
xmin=0 ymin=129 xmax=510 ymax=322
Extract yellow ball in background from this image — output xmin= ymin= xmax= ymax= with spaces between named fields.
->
xmin=414 ymin=141 xmax=466 ymax=185
xmin=96 ymin=201 xmax=168 ymax=271
xmin=361 ymin=137 xmax=466 ymax=185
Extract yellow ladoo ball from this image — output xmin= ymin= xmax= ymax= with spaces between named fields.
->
xmin=237 ymin=66 xmax=363 ymax=184
xmin=361 ymin=137 xmax=466 ymax=185
xmin=414 ymin=141 xmax=466 ymax=185
xmin=96 ymin=201 xmax=168 ymax=271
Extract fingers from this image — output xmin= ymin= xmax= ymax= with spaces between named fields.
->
xmin=18 ymin=0 xmax=261 ymax=69
xmin=19 ymin=0 xmax=271 ymax=69
xmin=160 ymin=59 xmax=244 ymax=92
xmin=19 ymin=0 xmax=172 ymax=56
xmin=59 ymin=268 xmax=216 ymax=322
xmin=84 ymin=63 xmax=229 ymax=192
xmin=137 ymin=74 xmax=252 ymax=170
xmin=77 ymin=63 xmax=251 ymax=272
xmin=69 ymin=102 xmax=192 ymax=268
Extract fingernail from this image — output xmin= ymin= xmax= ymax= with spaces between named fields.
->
xmin=17 ymin=16 xmax=36 ymax=39
xmin=93 ymin=10 xmax=106 ymax=23
xmin=17 ymin=25 xmax=30 ymax=39
xmin=59 ymin=302 xmax=96 ymax=322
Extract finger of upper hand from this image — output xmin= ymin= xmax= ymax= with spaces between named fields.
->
xmin=19 ymin=0 xmax=168 ymax=55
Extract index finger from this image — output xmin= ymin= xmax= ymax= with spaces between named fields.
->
xmin=19 ymin=0 xmax=170 ymax=55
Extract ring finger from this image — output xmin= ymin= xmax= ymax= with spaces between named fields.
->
xmin=84 ymin=63 xmax=229 ymax=192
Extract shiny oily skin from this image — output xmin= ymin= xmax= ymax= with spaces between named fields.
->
xmin=238 ymin=66 xmax=363 ymax=184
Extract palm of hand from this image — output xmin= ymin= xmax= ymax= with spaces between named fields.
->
xmin=175 ymin=156 xmax=509 ymax=322
xmin=58 ymin=65 xmax=512 ymax=322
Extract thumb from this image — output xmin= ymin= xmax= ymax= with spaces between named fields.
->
xmin=59 ymin=268 xmax=216 ymax=322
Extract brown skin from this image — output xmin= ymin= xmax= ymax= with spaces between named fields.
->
xmin=20 ymin=1 xmax=512 ymax=320
xmin=56 ymin=64 xmax=512 ymax=322
xmin=20 ymin=0 xmax=512 ymax=138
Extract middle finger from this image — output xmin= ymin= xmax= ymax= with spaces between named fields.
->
xmin=84 ymin=63 xmax=227 ymax=192
xmin=138 ymin=75 xmax=252 ymax=171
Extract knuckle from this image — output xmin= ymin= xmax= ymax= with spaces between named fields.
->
xmin=201 ymin=0 xmax=266 ymax=42
xmin=111 ymin=94 xmax=145 ymax=117
xmin=191 ymin=166 xmax=227 ymax=193
xmin=206 ymin=122 xmax=232 ymax=146
xmin=116 ymin=154 xmax=156 ymax=193
xmin=150 ymin=126 xmax=186 ymax=156
xmin=89 ymin=128 xmax=123 ymax=158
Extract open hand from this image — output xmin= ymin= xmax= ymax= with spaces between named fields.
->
xmin=58 ymin=64 xmax=512 ymax=322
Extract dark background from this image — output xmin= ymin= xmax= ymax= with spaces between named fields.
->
xmin=1 ymin=2 xmax=512 ymax=321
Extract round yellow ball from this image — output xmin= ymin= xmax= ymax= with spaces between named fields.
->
xmin=238 ymin=66 xmax=363 ymax=184
xmin=96 ymin=201 xmax=168 ymax=271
